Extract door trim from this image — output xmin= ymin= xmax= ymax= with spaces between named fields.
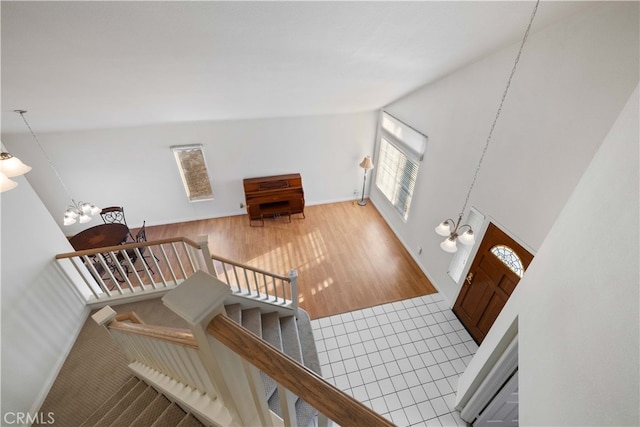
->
xmin=460 ymin=334 xmax=519 ymax=423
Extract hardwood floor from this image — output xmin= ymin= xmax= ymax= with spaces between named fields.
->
xmin=143 ymin=200 xmax=437 ymax=319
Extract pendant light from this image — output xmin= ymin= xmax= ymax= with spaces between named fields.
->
xmin=436 ymin=0 xmax=539 ymax=253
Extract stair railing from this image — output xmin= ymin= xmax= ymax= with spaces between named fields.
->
xmin=56 ymin=236 xmax=216 ymax=306
xmin=210 ymin=253 xmax=298 ymax=315
xmin=56 ymin=234 xmax=299 ymax=314
xmin=163 ymin=270 xmax=395 ymax=427
xmin=92 ymin=308 xmax=235 ymax=426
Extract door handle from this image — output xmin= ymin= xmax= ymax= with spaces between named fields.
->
xmin=466 ymin=272 xmax=474 ymax=285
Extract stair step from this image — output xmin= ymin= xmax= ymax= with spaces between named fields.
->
xmin=261 ymin=311 xmax=283 ymax=350
xmin=177 ymin=413 xmax=205 ymax=427
xmin=80 ymin=376 xmax=140 ymax=427
xmin=241 ymin=307 xmax=262 ymax=337
xmin=92 ymin=379 xmax=148 ymax=427
xmin=260 ymin=311 xmax=282 ymax=399
xmin=280 ymin=316 xmax=303 ymax=363
xmin=110 ymin=385 xmax=158 ymax=426
xmin=152 ymin=402 xmax=188 ymax=426
xmin=129 ymin=393 xmax=171 ymax=427
xmin=224 ymin=303 xmax=242 ymax=324
xmin=297 ymin=308 xmax=322 ymax=375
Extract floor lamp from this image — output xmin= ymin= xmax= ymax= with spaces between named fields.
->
xmin=358 ymin=156 xmax=374 ymax=206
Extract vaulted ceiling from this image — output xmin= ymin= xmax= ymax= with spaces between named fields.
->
xmin=1 ymin=1 xmax=589 ymax=134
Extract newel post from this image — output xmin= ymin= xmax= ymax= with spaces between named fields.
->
xmin=162 ymin=270 xmax=271 ymax=426
xmin=196 ymin=235 xmax=216 ymax=276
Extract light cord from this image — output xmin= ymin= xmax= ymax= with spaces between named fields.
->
xmin=458 ymin=0 xmax=540 ymax=220
xmin=15 ymin=110 xmax=75 ymax=202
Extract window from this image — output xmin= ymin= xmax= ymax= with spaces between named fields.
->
xmin=491 ymin=245 xmax=525 ymax=277
xmin=171 ymin=144 xmax=214 ymax=201
xmin=375 ymin=112 xmax=427 ymax=220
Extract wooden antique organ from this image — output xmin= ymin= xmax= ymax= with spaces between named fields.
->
xmin=242 ymin=173 xmax=305 ymax=226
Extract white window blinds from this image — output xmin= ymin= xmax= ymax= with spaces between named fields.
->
xmin=375 ymin=112 xmax=426 ymax=220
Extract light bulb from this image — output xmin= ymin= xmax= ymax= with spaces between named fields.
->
xmin=79 ymin=213 xmax=91 ymax=224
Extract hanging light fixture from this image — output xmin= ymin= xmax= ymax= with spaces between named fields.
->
xmin=436 ymin=1 xmax=539 ymax=253
xmin=15 ymin=110 xmax=100 ymax=225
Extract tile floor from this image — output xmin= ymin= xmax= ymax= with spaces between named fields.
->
xmin=310 ymin=293 xmax=477 ymax=427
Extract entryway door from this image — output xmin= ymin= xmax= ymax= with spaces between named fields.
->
xmin=453 ymin=222 xmax=533 ymax=344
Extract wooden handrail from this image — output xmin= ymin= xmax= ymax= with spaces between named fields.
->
xmin=210 ymin=254 xmax=290 ymax=281
xmin=55 ymin=236 xmax=201 ymax=259
xmin=207 ymin=315 xmax=395 ymax=427
xmin=115 ymin=311 xmax=145 ymax=324
xmin=108 ymin=321 xmax=198 ymax=349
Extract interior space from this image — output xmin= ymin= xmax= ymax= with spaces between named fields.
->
xmin=1 ymin=1 xmax=638 ymax=426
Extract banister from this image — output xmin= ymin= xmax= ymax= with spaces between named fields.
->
xmin=207 ymin=314 xmax=395 ymax=427
xmin=108 ymin=321 xmax=198 ymax=349
xmin=55 ymin=236 xmax=201 ymax=259
xmin=210 ymin=253 xmax=290 ymax=281
xmin=115 ymin=311 xmax=145 ymax=324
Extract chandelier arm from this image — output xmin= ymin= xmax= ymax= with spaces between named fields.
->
xmin=458 ymin=224 xmax=473 ymax=233
xmin=457 ymin=0 xmax=540 ymax=217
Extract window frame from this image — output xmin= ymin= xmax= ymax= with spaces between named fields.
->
xmin=374 ymin=112 xmax=427 ymax=221
xmin=171 ymin=144 xmax=214 ymax=202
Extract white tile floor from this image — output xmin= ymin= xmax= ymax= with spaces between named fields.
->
xmin=310 ymin=293 xmax=477 ymax=427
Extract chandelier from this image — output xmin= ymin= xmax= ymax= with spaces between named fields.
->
xmin=15 ymin=110 xmax=100 ymax=225
xmin=436 ymin=1 xmax=539 ymax=253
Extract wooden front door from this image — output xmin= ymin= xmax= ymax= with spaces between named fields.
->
xmin=453 ymin=223 xmax=533 ymax=344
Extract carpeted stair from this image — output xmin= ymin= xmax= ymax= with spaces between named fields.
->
xmin=224 ymin=304 xmax=321 ymax=427
xmin=80 ymin=377 xmax=204 ymax=426
xmin=82 ymin=304 xmax=321 ymax=427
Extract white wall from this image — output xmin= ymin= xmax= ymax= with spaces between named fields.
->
xmin=3 ymin=112 xmax=377 ymax=235
xmin=518 ymin=84 xmax=639 ymax=426
xmin=459 ymin=84 xmax=639 ymax=426
xmin=1 ymin=173 xmax=89 ymax=418
xmin=370 ymin=2 xmax=639 ymax=304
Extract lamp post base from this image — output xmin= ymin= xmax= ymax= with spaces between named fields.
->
xmin=358 ymin=199 xmax=367 ymax=206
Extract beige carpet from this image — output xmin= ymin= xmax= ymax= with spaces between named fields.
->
xmin=35 ymin=298 xmax=189 ymax=426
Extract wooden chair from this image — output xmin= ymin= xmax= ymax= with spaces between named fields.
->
xmin=100 ymin=206 xmax=134 ymax=241
xmin=125 ymin=221 xmax=158 ymax=274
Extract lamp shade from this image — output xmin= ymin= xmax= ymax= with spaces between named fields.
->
xmin=458 ymin=229 xmax=475 ymax=246
xmin=63 ymin=214 xmax=77 ymax=226
xmin=435 ymin=221 xmax=452 ymax=237
xmin=0 ymin=152 xmax=31 ymax=177
xmin=440 ymin=237 xmax=458 ymax=253
xmin=0 ymin=172 xmax=18 ymax=192
xmin=359 ymin=156 xmax=374 ymax=170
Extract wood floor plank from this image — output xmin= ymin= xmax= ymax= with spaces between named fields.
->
xmin=141 ymin=200 xmax=437 ymax=319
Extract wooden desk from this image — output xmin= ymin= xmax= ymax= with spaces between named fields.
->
xmin=243 ymin=173 xmax=305 ymax=226
xmin=69 ymin=223 xmax=130 ymax=251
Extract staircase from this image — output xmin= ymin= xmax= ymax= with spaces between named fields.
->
xmin=87 ymin=301 xmax=321 ymax=426
xmin=224 ymin=303 xmax=321 ymax=427
xmin=80 ymin=377 xmax=204 ymax=426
